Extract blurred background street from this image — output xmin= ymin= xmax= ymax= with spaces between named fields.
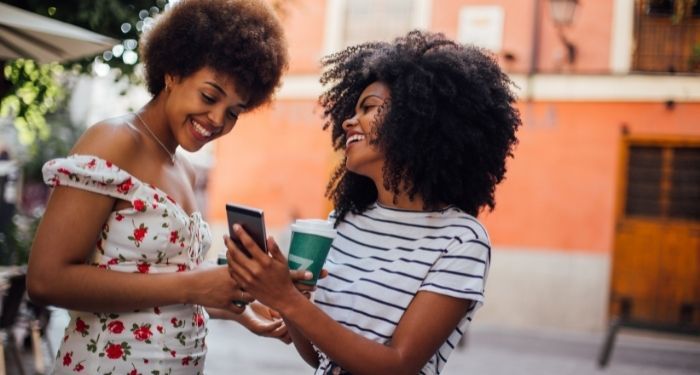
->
xmin=40 ymin=309 xmax=699 ymax=375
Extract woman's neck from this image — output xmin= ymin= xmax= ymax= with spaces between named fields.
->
xmin=375 ymin=184 xmax=426 ymax=211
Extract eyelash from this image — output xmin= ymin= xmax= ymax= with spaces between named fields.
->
xmin=202 ymin=93 xmax=239 ymax=120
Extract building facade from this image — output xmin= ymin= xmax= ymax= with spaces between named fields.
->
xmin=207 ymin=0 xmax=700 ymax=332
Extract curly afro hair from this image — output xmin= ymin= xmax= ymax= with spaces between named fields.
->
xmin=140 ymin=0 xmax=288 ymax=110
xmin=321 ymin=30 xmax=521 ymax=223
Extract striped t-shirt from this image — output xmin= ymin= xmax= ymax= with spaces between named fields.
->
xmin=313 ymin=203 xmax=491 ymax=375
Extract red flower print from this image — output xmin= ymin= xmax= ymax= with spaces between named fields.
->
xmin=73 ymin=362 xmax=84 ymax=372
xmin=75 ymin=318 xmax=89 ymax=336
xmin=182 ymin=356 xmax=192 ymax=366
xmin=115 ymin=213 xmax=124 ymax=221
xmin=129 ymin=369 xmax=139 ymax=375
xmin=105 ymin=343 xmax=123 ymax=359
xmin=157 ymin=325 xmax=164 ymax=334
xmin=137 ymin=262 xmax=150 ymax=274
xmin=132 ymin=199 xmax=146 ymax=212
xmin=57 ymin=167 xmax=71 ymax=175
xmin=116 ymin=178 xmax=133 ymax=194
xmin=170 ymin=350 xmax=176 ymax=357
xmin=130 ymin=223 xmax=148 ymax=247
xmin=107 ymin=320 xmax=124 ymax=334
xmin=106 ymin=161 xmax=113 ymax=167
xmin=97 ymin=265 xmax=107 ymax=269
xmin=154 ymin=306 xmax=161 ymax=315
xmin=87 ymin=158 xmax=96 ymax=168
xmin=133 ymin=325 xmax=153 ymax=342
xmin=170 ymin=317 xmax=178 ymax=326
xmin=63 ymin=351 xmax=72 ymax=366
xmin=63 ymin=335 xmax=69 ymax=342
xmin=194 ymin=313 xmax=205 ymax=327
xmin=169 ymin=230 xmax=178 ymax=243
xmin=177 ymin=264 xmax=187 ymax=272
xmin=107 ymin=258 xmax=119 ymax=265
xmin=144 ymin=359 xmax=149 ymax=364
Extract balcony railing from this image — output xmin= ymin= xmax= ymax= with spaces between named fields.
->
xmin=633 ymin=1 xmax=700 ymax=73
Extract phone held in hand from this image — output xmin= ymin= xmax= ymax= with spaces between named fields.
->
xmin=225 ymin=203 xmax=268 ymax=257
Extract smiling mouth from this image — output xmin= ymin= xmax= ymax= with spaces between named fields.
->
xmin=191 ymin=119 xmax=218 ymax=139
xmin=345 ymin=134 xmax=365 ymax=147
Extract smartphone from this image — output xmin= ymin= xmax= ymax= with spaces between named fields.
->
xmin=226 ymin=203 xmax=268 ymax=256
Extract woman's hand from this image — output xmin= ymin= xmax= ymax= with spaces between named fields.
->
xmin=225 ymin=225 xmax=303 ymax=312
xmin=245 ymin=302 xmax=292 ymax=344
xmin=186 ymin=265 xmax=253 ymax=314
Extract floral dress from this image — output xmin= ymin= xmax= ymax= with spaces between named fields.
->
xmin=43 ymin=154 xmax=212 ymax=375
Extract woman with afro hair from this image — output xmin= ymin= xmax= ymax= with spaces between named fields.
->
xmin=28 ymin=0 xmax=292 ymax=373
xmin=227 ymin=30 xmax=521 ymax=374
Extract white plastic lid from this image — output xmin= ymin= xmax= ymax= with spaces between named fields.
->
xmin=291 ymin=219 xmax=336 ymax=239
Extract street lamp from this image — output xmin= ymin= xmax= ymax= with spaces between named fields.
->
xmin=549 ymin=0 xmax=578 ymax=65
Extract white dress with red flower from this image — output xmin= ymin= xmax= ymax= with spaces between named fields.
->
xmin=43 ymin=155 xmax=212 ymax=375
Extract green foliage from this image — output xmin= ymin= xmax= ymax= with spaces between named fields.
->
xmin=1 ymin=59 xmax=65 ymax=149
xmin=3 ymin=0 xmax=167 ymax=77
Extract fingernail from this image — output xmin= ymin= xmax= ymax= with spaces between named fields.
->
xmin=304 ymin=271 xmax=312 ymax=279
xmin=233 ymin=224 xmax=241 ymax=231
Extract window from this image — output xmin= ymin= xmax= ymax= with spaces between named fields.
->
xmin=343 ymin=0 xmax=415 ymax=47
xmin=625 ymin=143 xmax=700 ymax=221
xmin=633 ymin=0 xmax=700 ymax=73
xmin=324 ymin=0 xmax=430 ymax=53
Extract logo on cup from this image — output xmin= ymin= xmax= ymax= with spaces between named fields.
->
xmin=288 ymin=254 xmax=313 ymax=271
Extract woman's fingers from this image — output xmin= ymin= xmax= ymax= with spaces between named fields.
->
xmin=266 ymin=236 xmax=286 ymax=263
xmin=233 ymin=224 xmax=268 ymax=262
xmin=289 ymin=269 xmax=313 ymax=282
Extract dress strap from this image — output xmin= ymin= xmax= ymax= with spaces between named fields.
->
xmin=42 ymin=154 xmax=142 ymax=200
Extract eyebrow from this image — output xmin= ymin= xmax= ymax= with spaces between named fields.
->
xmin=359 ymin=94 xmax=385 ymax=106
xmin=205 ymin=81 xmax=248 ymax=110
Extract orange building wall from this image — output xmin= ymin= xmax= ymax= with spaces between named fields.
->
xmin=209 ymin=100 xmax=700 ymax=253
xmin=207 ymin=100 xmax=336 ymax=228
xmin=280 ymin=1 xmax=327 ymax=74
xmin=482 ymin=101 xmax=700 ymax=253
xmin=431 ymin=0 xmax=614 ymax=73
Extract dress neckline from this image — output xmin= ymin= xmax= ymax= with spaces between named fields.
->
xmin=70 ymin=153 xmax=201 ymax=218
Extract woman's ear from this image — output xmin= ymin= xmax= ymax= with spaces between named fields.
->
xmin=164 ymin=74 xmax=175 ymax=91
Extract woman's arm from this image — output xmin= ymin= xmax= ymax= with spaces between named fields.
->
xmin=226 ymin=227 xmax=470 ymax=375
xmin=27 ymin=122 xmax=249 ymax=313
xmin=285 ymin=318 xmax=320 ymax=368
xmin=28 ymin=185 xmax=247 ymax=312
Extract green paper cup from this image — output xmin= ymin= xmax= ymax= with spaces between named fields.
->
xmin=287 ymin=219 xmax=336 ymax=285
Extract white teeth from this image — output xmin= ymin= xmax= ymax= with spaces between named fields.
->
xmin=192 ymin=120 xmax=212 ymax=138
xmin=345 ymin=134 xmax=365 ymax=147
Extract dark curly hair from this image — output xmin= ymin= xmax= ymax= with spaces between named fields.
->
xmin=321 ymin=30 xmax=521 ymax=223
xmin=140 ymin=0 xmax=288 ymax=110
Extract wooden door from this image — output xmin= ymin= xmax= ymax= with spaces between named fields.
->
xmin=610 ymin=137 xmax=700 ymax=327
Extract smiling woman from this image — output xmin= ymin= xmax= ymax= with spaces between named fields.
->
xmin=25 ymin=0 xmax=290 ymax=374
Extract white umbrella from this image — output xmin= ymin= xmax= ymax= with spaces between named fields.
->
xmin=0 ymin=2 xmax=117 ymax=63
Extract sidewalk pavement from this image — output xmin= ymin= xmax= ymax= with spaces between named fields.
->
xmin=47 ymin=309 xmax=700 ymax=375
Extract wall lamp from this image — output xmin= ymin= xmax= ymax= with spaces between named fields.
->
xmin=549 ymin=0 xmax=579 ymax=65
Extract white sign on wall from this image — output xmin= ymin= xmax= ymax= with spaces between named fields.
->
xmin=457 ymin=6 xmax=504 ymax=52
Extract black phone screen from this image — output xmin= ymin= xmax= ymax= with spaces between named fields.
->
xmin=225 ymin=203 xmax=268 ymax=255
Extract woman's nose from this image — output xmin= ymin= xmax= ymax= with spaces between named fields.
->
xmin=208 ymin=107 xmax=226 ymax=127
xmin=342 ymin=115 xmax=358 ymax=130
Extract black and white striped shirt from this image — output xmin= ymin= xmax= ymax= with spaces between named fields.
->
xmin=313 ymin=204 xmax=491 ymax=375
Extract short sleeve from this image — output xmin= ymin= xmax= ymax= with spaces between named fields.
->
xmin=419 ymin=238 xmax=491 ymax=310
xmin=42 ymin=154 xmax=141 ymax=200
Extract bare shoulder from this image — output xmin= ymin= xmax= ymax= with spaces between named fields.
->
xmin=70 ymin=115 xmax=144 ymax=168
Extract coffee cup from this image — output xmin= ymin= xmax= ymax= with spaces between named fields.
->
xmin=287 ymin=219 xmax=336 ymax=285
